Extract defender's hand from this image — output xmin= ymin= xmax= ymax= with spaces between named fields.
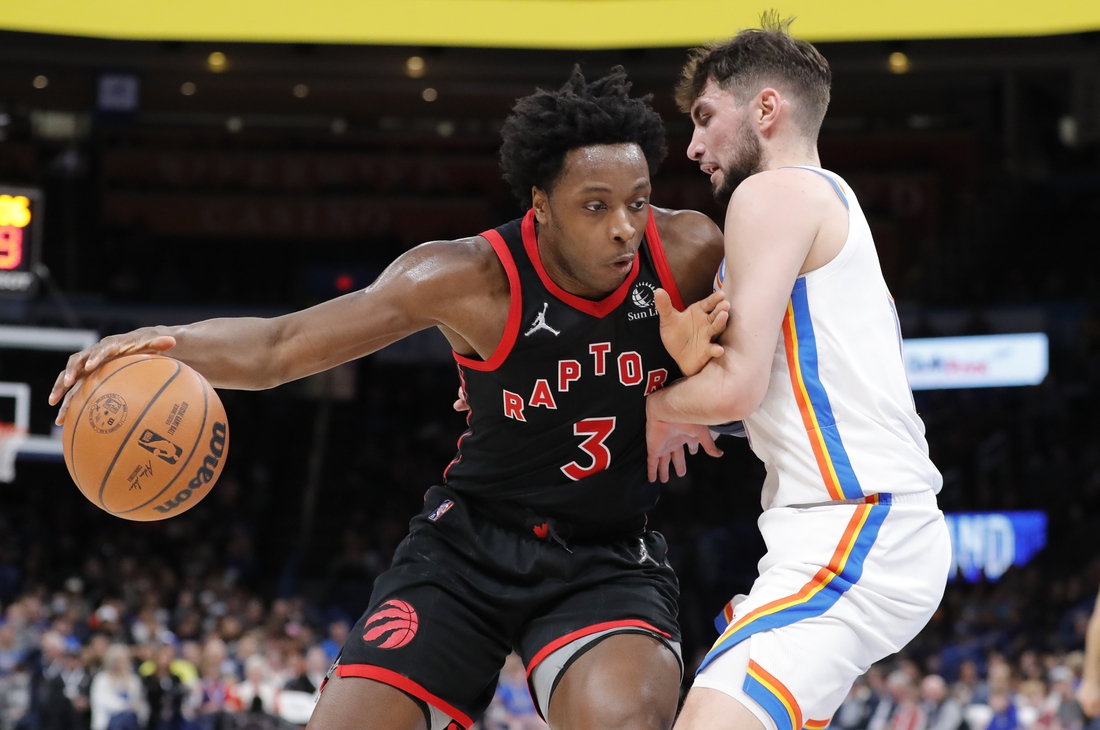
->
xmin=453 ymin=386 xmax=470 ymax=412
xmin=1079 ymin=680 xmax=1100 ymax=718
xmin=656 ymin=288 xmax=729 ymax=377
xmin=49 ymin=329 xmax=177 ymax=425
xmin=646 ymin=418 xmax=723 ymax=483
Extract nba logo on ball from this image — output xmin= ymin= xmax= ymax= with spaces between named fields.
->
xmin=362 ymin=600 xmax=419 ymax=649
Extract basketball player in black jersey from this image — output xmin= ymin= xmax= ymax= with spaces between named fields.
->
xmin=50 ymin=69 xmax=727 ymax=730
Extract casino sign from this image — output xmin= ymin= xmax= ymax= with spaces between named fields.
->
xmin=0 ymin=186 xmax=42 ymax=299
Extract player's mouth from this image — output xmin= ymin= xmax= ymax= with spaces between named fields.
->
xmin=700 ymin=162 xmax=720 ymax=177
xmin=611 ymin=253 xmax=635 ymax=274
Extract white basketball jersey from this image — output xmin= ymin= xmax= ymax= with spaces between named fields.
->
xmin=733 ymin=166 xmax=941 ymax=510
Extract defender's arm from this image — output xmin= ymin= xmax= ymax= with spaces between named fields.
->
xmin=647 ymin=172 xmax=825 ymax=425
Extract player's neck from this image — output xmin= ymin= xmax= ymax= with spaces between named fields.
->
xmin=761 ymin=140 xmax=821 ymax=171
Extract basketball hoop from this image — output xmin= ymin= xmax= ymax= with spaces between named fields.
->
xmin=0 ymin=421 xmax=28 ymax=483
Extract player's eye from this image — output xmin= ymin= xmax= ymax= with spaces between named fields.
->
xmin=584 ymin=202 xmax=607 ymax=212
xmin=630 ymin=199 xmax=648 ymax=211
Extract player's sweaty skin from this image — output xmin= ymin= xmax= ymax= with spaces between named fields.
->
xmin=48 ymin=142 xmax=730 ymax=730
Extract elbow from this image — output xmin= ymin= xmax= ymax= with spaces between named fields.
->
xmin=711 ymin=370 xmax=767 ymax=423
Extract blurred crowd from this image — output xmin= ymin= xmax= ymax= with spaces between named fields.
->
xmin=0 ymin=587 xmax=340 ymax=730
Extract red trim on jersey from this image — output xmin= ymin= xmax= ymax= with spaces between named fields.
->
xmin=521 ymin=208 xmax=641 ymax=319
xmin=645 ymin=211 xmax=685 ymax=312
xmin=336 ymin=664 xmax=473 ymax=728
xmin=525 ymin=619 xmax=671 ymax=680
xmin=452 ymin=229 xmax=523 ymax=371
xmin=442 ymin=365 xmax=472 ymax=481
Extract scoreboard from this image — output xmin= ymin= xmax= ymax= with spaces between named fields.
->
xmin=0 ymin=186 xmax=41 ymax=299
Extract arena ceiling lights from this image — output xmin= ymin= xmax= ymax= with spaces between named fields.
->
xmin=7 ymin=0 xmax=1100 ymax=48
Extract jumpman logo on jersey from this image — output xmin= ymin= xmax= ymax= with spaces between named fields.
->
xmin=524 ymin=302 xmax=560 ymax=337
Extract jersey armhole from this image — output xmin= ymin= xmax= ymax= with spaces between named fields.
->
xmin=646 ymin=210 xmax=686 ymax=312
xmin=452 ymin=230 xmax=523 ymax=371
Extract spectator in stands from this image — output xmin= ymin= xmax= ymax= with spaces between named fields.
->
xmin=282 ymin=647 xmax=326 ymax=695
xmin=140 ymin=642 xmax=190 ymax=730
xmin=319 ymin=621 xmax=347 ymax=663
xmin=234 ymin=656 xmax=277 ymax=715
xmin=987 ymin=691 xmax=1020 ymax=730
xmin=89 ymin=644 xmax=147 ymax=730
xmin=921 ymin=675 xmax=963 ymax=730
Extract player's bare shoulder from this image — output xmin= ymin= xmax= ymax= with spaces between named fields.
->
xmin=650 ymin=205 xmax=725 ymax=303
xmin=384 ymin=234 xmax=511 ymax=357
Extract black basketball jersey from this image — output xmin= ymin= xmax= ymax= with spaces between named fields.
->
xmin=443 ymin=208 xmax=685 ymax=529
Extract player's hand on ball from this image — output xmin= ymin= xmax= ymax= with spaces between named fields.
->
xmin=646 ymin=418 xmax=723 ymax=483
xmin=49 ymin=329 xmax=177 ymax=425
xmin=655 ymin=288 xmax=729 ymax=377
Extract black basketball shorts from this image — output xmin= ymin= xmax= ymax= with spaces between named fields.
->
xmin=328 ymin=485 xmax=681 ymax=729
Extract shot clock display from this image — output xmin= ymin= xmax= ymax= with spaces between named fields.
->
xmin=0 ymin=186 xmax=42 ymax=299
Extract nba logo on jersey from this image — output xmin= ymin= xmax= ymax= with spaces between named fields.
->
xmin=429 ymin=500 xmax=455 ymax=522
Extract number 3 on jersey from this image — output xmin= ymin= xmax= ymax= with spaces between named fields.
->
xmin=560 ymin=417 xmax=616 ymax=481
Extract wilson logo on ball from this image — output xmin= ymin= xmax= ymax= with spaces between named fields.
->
xmin=362 ymin=599 xmax=419 ymax=649
xmin=153 ymin=421 xmax=227 ymax=515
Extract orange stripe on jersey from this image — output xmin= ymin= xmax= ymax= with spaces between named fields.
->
xmin=782 ymin=301 xmax=843 ymax=499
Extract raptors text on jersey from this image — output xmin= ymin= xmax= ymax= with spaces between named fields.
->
xmin=443 ymin=208 xmax=685 ymax=529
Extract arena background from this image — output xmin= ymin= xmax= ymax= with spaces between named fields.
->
xmin=0 ymin=3 xmax=1100 ymax=729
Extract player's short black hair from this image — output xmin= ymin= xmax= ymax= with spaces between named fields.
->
xmin=676 ymin=12 xmax=831 ymax=138
xmin=500 ymin=66 xmax=668 ymax=208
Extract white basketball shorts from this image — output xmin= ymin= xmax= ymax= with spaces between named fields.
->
xmin=693 ymin=492 xmax=951 ymax=730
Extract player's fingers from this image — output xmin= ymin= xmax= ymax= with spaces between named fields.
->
xmin=61 ymin=349 xmax=92 ymax=388
xmin=654 ymin=288 xmax=675 ymax=321
xmin=672 ymin=449 xmax=687 ymax=478
xmin=658 ymin=455 xmax=671 ymax=483
xmin=55 ymin=378 xmax=84 ymax=426
xmin=453 ymin=399 xmax=470 ymax=412
xmin=709 ymin=310 xmax=730 ymax=336
xmin=647 ymin=453 xmax=659 ymax=483
xmin=709 ymin=344 xmax=725 ymax=360
xmin=84 ymin=340 xmax=122 ymax=370
xmin=701 ymin=433 xmax=724 ymax=459
xmin=700 ymin=289 xmax=726 ymax=314
xmin=687 ymin=439 xmax=700 ymax=455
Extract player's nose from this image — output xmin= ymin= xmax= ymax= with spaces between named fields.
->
xmin=687 ymin=128 xmax=705 ymax=160
xmin=609 ymin=208 xmax=637 ymax=243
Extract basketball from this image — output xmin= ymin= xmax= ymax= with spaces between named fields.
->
xmin=62 ymin=354 xmax=229 ymax=521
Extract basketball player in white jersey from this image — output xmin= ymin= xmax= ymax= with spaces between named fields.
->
xmin=645 ymin=17 xmax=952 ymax=730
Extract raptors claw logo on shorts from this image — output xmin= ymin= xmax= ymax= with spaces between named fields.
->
xmin=362 ymin=599 xmax=419 ymax=649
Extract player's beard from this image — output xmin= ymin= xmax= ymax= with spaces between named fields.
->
xmin=712 ymin=118 xmax=764 ymax=205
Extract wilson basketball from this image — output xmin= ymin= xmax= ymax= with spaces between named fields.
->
xmin=62 ymin=354 xmax=229 ymax=521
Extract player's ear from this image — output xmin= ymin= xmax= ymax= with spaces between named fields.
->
xmin=757 ymin=87 xmax=782 ymax=132
xmin=531 ymin=187 xmax=550 ymax=225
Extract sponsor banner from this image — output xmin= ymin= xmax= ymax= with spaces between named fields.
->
xmin=945 ymin=511 xmax=1047 ymax=582
xmin=904 ymin=333 xmax=1048 ymax=390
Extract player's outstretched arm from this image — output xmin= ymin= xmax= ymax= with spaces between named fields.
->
xmin=50 ymin=237 xmax=506 ymax=424
xmin=647 ymin=170 xmax=829 ymax=427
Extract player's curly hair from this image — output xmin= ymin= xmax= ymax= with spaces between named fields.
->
xmin=500 ymin=66 xmax=667 ymax=208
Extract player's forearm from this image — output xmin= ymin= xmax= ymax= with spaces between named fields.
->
xmin=647 ymin=360 xmax=753 ymax=425
xmin=155 ymin=317 xmax=289 ymax=390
